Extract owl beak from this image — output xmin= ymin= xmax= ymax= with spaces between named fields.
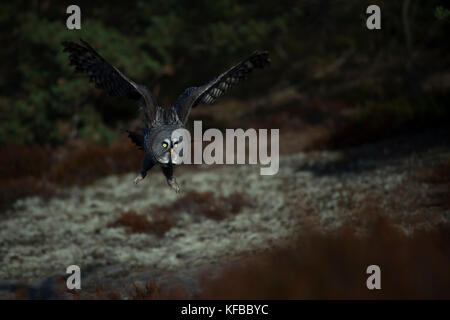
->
xmin=170 ymin=148 xmax=173 ymax=153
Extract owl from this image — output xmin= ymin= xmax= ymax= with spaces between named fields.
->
xmin=62 ymin=39 xmax=269 ymax=192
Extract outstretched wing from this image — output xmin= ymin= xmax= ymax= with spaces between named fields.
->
xmin=62 ymin=39 xmax=158 ymax=123
xmin=169 ymin=51 xmax=270 ymax=124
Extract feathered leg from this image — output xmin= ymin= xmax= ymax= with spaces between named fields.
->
xmin=161 ymin=165 xmax=180 ymax=193
xmin=134 ymin=154 xmax=155 ymax=184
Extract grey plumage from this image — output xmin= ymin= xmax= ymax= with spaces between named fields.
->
xmin=62 ymin=39 xmax=270 ymax=191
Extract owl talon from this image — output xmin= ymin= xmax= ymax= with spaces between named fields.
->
xmin=134 ymin=174 xmax=144 ymax=184
xmin=167 ymin=177 xmax=180 ymax=193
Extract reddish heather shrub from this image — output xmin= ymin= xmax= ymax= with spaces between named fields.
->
xmin=0 ymin=145 xmax=52 ymax=180
xmin=0 ymin=140 xmax=141 ymax=213
xmin=0 ymin=177 xmax=58 ymax=213
xmin=89 ymin=213 xmax=450 ymax=300
xmin=108 ymin=192 xmax=250 ymax=237
xmin=71 ymin=279 xmax=189 ymax=300
xmin=129 ymin=281 xmax=161 ymax=300
xmin=129 ymin=281 xmax=190 ymax=300
xmin=415 ymin=160 xmax=450 ymax=211
xmin=48 ymin=140 xmax=141 ymax=186
xmin=109 ymin=210 xmax=174 ymax=236
xmin=154 ymin=191 xmax=251 ymax=221
xmin=196 ymin=216 xmax=450 ymax=299
xmin=76 ymin=282 xmax=123 ymax=300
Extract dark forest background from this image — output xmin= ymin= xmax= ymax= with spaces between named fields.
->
xmin=0 ymin=0 xmax=449 ymax=210
xmin=0 ymin=0 xmax=448 ymax=145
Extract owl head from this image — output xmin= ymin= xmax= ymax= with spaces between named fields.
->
xmin=150 ymin=126 xmax=183 ymax=165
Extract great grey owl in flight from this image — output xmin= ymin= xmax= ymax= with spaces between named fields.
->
xmin=62 ymin=39 xmax=269 ymax=192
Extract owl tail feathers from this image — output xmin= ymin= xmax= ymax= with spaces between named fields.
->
xmin=126 ymin=130 xmax=145 ymax=151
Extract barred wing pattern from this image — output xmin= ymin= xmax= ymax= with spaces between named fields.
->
xmin=170 ymin=50 xmax=270 ymax=124
xmin=62 ymin=39 xmax=158 ymax=123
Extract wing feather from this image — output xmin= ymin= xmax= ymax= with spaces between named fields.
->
xmin=62 ymin=39 xmax=158 ymax=123
xmin=169 ymin=51 xmax=270 ymax=124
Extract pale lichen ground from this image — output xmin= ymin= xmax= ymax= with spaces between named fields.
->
xmin=0 ymin=131 xmax=448 ymax=295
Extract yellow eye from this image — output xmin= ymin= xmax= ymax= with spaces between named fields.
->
xmin=162 ymin=142 xmax=168 ymax=148
xmin=174 ymin=143 xmax=178 ymax=147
